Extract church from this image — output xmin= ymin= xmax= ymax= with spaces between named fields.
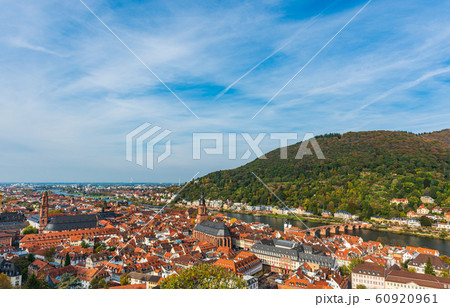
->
xmin=192 ymin=193 xmax=232 ymax=247
xmin=38 ymin=191 xmax=98 ymax=233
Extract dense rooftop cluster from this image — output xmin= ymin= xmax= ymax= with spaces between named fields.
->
xmin=0 ymin=186 xmax=449 ymax=289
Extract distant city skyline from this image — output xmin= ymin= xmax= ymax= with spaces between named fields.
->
xmin=0 ymin=0 xmax=449 ymax=182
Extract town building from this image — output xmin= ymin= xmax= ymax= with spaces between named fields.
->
xmin=39 ymin=191 xmax=49 ymax=233
xmin=195 ymin=193 xmax=209 ymax=224
xmin=250 ymin=239 xmax=338 ymax=273
xmin=193 ymin=220 xmax=232 ymax=247
xmin=86 ymin=252 xmax=109 ymax=269
xmin=351 ymin=262 xmax=385 ymax=289
xmin=407 ymin=219 xmax=421 ymax=228
xmin=420 ymin=196 xmax=435 ymax=204
xmin=243 ymin=275 xmax=258 ymax=289
xmin=214 ymin=251 xmax=262 ymax=276
xmin=432 ymin=206 xmax=442 ymax=214
xmin=334 ymin=210 xmax=352 ymax=220
xmin=0 ymin=258 xmax=22 ymax=287
xmin=42 ymin=214 xmax=98 ymax=233
xmin=408 ymin=253 xmax=447 ymax=275
xmin=385 ymin=268 xmax=450 ymax=289
xmin=0 ymin=232 xmax=13 ymax=247
xmin=37 ymin=192 xmax=99 ymax=233
xmin=417 ymin=205 xmax=430 ymax=216
xmin=390 ymin=199 xmax=409 ymax=206
xmin=437 ymin=223 xmax=450 ymax=231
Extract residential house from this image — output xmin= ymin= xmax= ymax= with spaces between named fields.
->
xmin=432 ymin=206 xmax=442 ymax=214
xmin=390 ymin=199 xmax=409 ymax=206
xmin=407 ymin=219 xmax=421 ymax=228
xmin=86 ymin=252 xmax=109 ymax=269
xmin=437 ymin=223 xmax=450 ymax=231
xmin=417 ymin=205 xmax=430 ymax=216
xmin=0 ymin=258 xmax=22 ymax=287
xmin=420 ymin=196 xmax=435 ymax=204
xmin=334 ymin=211 xmax=352 ymax=220
xmin=28 ymin=259 xmax=55 ymax=277
xmin=407 ymin=211 xmax=418 ymax=219
xmin=408 ymin=253 xmax=447 ymax=275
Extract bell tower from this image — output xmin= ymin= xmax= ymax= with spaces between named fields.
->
xmin=39 ymin=191 xmax=49 ymax=233
xmin=196 ymin=192 xmax=208 ymax=224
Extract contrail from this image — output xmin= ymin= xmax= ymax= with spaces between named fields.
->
xmin=214 ymin=1 xmax=338 ymax=101
xmin=357 ymin=66 xmax=450 ymax=112
xmin=79 ymin=0 xmax=199 ymax=119
xmin=252 ymin=0 xmax=373 ymax=120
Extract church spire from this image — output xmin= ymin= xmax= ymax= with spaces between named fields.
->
xmin=39 ymin=191 xmax=49 ymax=233
xmin=196 ymin=192 xmax=208 ymax=224
xmin=200 ymin=191 xmax=205 ymax=206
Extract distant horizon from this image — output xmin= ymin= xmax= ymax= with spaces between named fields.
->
xmin=0 ymin=182 xmax=178 ymax=185
xmin=0 ymin=128 xmax=448 ymax=183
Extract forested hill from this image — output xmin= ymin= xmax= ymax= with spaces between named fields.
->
xmin=179 ymin=130 xmax=450 ymax=219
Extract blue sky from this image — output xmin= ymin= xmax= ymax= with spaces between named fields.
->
xmin=0 ymin=0 xmax=449 ymax=183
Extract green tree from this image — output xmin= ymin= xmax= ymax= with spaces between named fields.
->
xmin=349 ymin=258 xmax=364 ymax=272
xmin=439 ymin=229 xmax=448 ymax=239
xmin=21 ymin=225 xmax=38 ymax=235
xmin=80 ymin=240 xmax=89 ymax=249
xmin=27 ymin=253 xmax=36 ymax=263
xmin=160 ymin=264 xmax=247 ymax=289
xmin=356 ymin=284 xmax=367 ymax=289
xmin=44 ymin=247 xmax=56 ymax=262
xmin=401 ymin=259 xmax=410 ymax=268
xmin=58 ymin=273 xmax=81 ymax=289
xmin=424 ymin=257 xmax=436 ymax=276
xmin=0 ymin=273 xmax=12 ymax=289
xmin=25 ymin=274 xmax=42 ymax=289
xmin=13 ymin=256 xmax=32 ymax=281
xmin=419 ymin=216 xmax=432 ymax=227
xmin=89 ymin=276 xmax=108 ymax=289
xmin=120 ymin=273 xmax=130 ymax=286
xmin=64 ymin=253 xmax=71 ymax=266
xmin=439 ymin=255 xmax=450 ymax=266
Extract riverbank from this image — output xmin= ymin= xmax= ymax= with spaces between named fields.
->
xmin=215 ymin=209 xmax=450 ymax=241
xmin=216 ymin=209 xmax=340 ymax=224
xmin=369 ymin=225 xmax=450 ymax=241
xmin=217 ymin=210 xmax=450 ymax=255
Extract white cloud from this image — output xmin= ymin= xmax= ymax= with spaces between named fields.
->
xmin=0 ymin=0 xmax=449 ymax=182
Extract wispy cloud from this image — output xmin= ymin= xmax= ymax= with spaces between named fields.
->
xmin=7 ymin=37 xmax=62 ymax=56
xmin=0 ymin=0 xmax=449 ymax=182
xmin=214 ymin=0 xmax=339 ymax=101
xmin=357 ymin=66 xmax=450 ymax=112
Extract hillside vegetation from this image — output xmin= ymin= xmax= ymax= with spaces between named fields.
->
xmin=179 ymin=130 xmax=450 ymax=219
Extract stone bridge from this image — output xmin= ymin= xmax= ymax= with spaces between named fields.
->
xmin=302 ymin=223 xmax=364 ymax=237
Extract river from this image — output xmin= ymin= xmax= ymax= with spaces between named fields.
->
xmin=221 ymin=212 xmax=450 ymax=256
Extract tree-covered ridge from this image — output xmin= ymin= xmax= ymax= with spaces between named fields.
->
xmin=180 ymin=130 xmax=450 ymax=219
xmin=421 ymin=129 xmax=450 ymax=146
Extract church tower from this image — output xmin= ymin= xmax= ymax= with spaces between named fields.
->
xmin=196 ymin=192 xmax=208 ymax=224
xmin=39 ymin=191 xmax=49 ymax=233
